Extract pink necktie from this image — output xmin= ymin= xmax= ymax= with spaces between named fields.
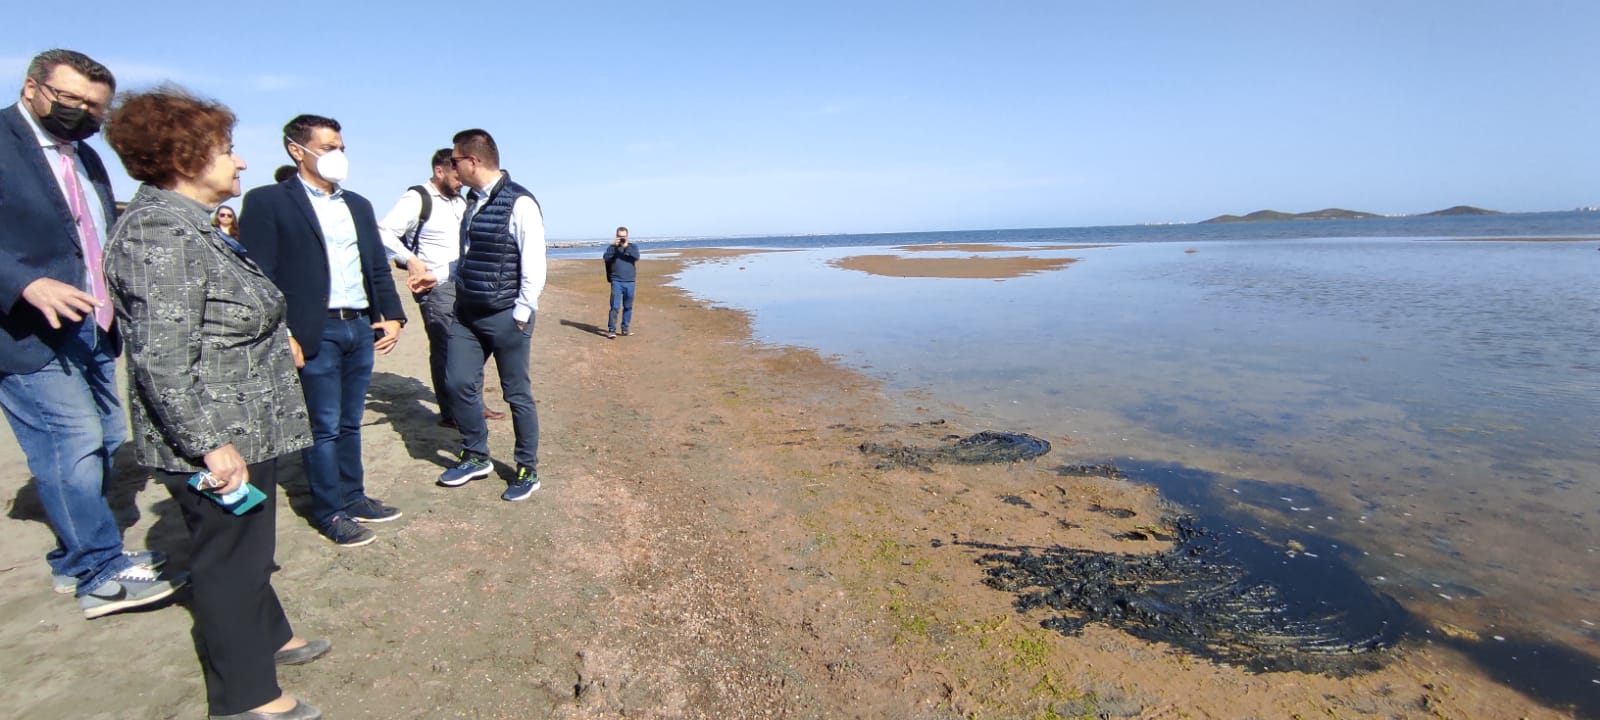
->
xmin=58 ymin=144 xmax=112 ymax=331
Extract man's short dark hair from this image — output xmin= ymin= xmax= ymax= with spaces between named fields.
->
xmin=616 ymin=226 xmax=629 ymax=235
xmin=283 ymin=114 xmax=341 ymax=149
xmin=451 ymin=128 xmax=499 ymax=167
xmin=431 ymin=148 xmax=452 ymax=169
xmin=273 ymin=165 xmax=297 ymax=182
xmin=26 ymin=49 xmax=115 ymax=93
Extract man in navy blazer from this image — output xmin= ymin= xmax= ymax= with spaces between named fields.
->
xmin=0 ymin=49 xmax=186 ymax=617
xmin=238 ymin=114 xmax=407 ymax=548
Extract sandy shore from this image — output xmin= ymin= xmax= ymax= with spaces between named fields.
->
xmin=0 ymin=255 xmax=1580 ymax=719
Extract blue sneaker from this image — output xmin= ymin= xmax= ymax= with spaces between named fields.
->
xmin=347 ymin=496 xmax=403 ymax=524
xmin=438 ymin=452 xmax=493 ymax=487
xmin=319 ymin=513 xmax=376 ymax=548
xmin=501 ymin=467 xmax=540 ymax=502
xmin=79 ymin=564 xmax=188 ymax=619
xmin=54 ymin=550 xmax=167 ymax=595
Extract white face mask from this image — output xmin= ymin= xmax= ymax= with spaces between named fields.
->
xmin=290 ymin=140 xmax=350 ymax=185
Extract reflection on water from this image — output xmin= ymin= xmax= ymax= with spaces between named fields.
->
xmin=671 ymin=238 xmax=1600 ymax=701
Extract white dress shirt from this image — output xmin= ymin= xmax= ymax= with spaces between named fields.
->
xmin=377 ymin=181 xmax=467 ymax=283
xmin=298 ymin=178 xmax=368 ymax=310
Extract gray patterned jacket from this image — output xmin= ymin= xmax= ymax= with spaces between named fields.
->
xmin=105 ymin=184 xmax=311 ymax=472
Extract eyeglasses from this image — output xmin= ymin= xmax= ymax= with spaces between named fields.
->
xmin=450 ymin=155 xmax=472 ymax=168
xmin=37 ymin=81 xmax=105 ymax=114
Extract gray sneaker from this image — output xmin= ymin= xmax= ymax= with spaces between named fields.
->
xmin=80 ymin=564 xmax=188 ymax=619
xmin=54 ymin=550 xmax=168 ymax=595
xmin=437 ymin=452 xmax=493 ymax=487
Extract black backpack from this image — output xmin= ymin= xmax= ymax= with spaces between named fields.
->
xmin=403 ymin=185 xmax=432 ymax=255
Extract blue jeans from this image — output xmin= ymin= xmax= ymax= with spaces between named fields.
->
xmin=297 ymin=317 xmax=374 ymax=525
xmin=0 ymin=321 xmax=131 ymax=595
xmin=608 ymin=280 xmax=635 ymax=333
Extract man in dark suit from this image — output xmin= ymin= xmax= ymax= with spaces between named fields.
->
xmin=0 ymin=49 xmax=187 ymax=617
xmin=238 ymin=114 xmax=407 ymax=548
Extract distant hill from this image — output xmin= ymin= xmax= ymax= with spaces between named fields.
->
xmin=1201 ymin=208 xmax=1381 ymax=224
xmin=1200 ymin=205 xmax=1503 ymax=224
xmin=1419 ymin=205 xmax=1501 ymax=217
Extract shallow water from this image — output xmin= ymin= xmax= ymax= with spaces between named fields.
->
xmin=670 ymin=234 xmax=1600 ymax=707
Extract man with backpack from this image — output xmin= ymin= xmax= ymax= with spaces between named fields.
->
xmin=378 ymin=148 xmax=504 ymax=428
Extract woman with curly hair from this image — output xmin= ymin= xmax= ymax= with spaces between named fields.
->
xmin=102 ymin=85 xmax=327 ymax=720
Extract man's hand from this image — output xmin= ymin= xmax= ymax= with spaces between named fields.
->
xmin=202 ymin=443 xmax=249 ymax=495
xmin=21 ymin=278 xmax=99 ymax=329
xmin=287 ymin=336 xmax=305 ymax=369
xmin=406 ymin=262 xmax=438 ymax=294
xmin=373 ymin=319 xmax=402 ymax=354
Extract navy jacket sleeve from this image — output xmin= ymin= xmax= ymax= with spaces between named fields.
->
xmin=237 ymin=186 xmax=283 ymax=282
xmin=347 ymin=193 xmax=405 ymax=324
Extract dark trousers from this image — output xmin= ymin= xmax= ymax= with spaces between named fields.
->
xmin=416 ymin=283 xmax=457 ymax=423
xmin=445 ymin=306 xmax=539 ymax=470
xmin=297 ymin=316 xmax=375 ymax=525
xmin=158 ymin=459 xmax=293 ymax=716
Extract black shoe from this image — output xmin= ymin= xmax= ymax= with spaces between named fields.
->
xmin=320 ymin=514 xmax=376 ymax=547
xmin=274 ymin=637 xmax=332 ymax=666
xmin=348 ymin=497 xmax=402 ymax=524
xmin=620 ymin=329 xmax=630 ymax=336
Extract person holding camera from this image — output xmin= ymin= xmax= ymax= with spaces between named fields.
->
xmin=602 ymin=226 xmax=639 ymax=339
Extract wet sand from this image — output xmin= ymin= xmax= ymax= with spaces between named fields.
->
xmin=832 ymin=254 xmax=1079 ymax=280
xmin=892 ymin=243 xmax=1114 ymax=253
xmin=0 ymin=256 xmax=1582 ymax=719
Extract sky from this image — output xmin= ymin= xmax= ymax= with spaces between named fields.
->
xmin=7 ymin=1 xmax=1598 ymax=240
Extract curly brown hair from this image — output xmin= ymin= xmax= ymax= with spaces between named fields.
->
xmin=104 ymin=85 xmax=235 ymax=188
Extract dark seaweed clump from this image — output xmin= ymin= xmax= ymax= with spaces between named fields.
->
xmin=966 ymin=515 xmax=1406 ymax=676
xmin=861 ymin=431 xmax=1051 ymax=470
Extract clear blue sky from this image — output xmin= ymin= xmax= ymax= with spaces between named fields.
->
xmin=8 ymin=1 xmax=1597 ymax=239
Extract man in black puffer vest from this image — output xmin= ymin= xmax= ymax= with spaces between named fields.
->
xmin=435 ymin=129 xmax=546 ymax=502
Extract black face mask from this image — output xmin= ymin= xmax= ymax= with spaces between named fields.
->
xmin=39 ymin=102 xmax=101 ymax=142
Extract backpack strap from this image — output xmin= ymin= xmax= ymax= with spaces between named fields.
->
xmin=403 ymin=185 xmax=432 ymax=255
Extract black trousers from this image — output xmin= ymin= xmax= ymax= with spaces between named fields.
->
xmin=158 ymin=459 xmax=293 ymax=715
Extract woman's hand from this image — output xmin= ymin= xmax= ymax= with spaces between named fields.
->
xmin=287 ymin=336 xmax=305 ymax=369
xmin=202 ymin=443 xmax=249 ymax=495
